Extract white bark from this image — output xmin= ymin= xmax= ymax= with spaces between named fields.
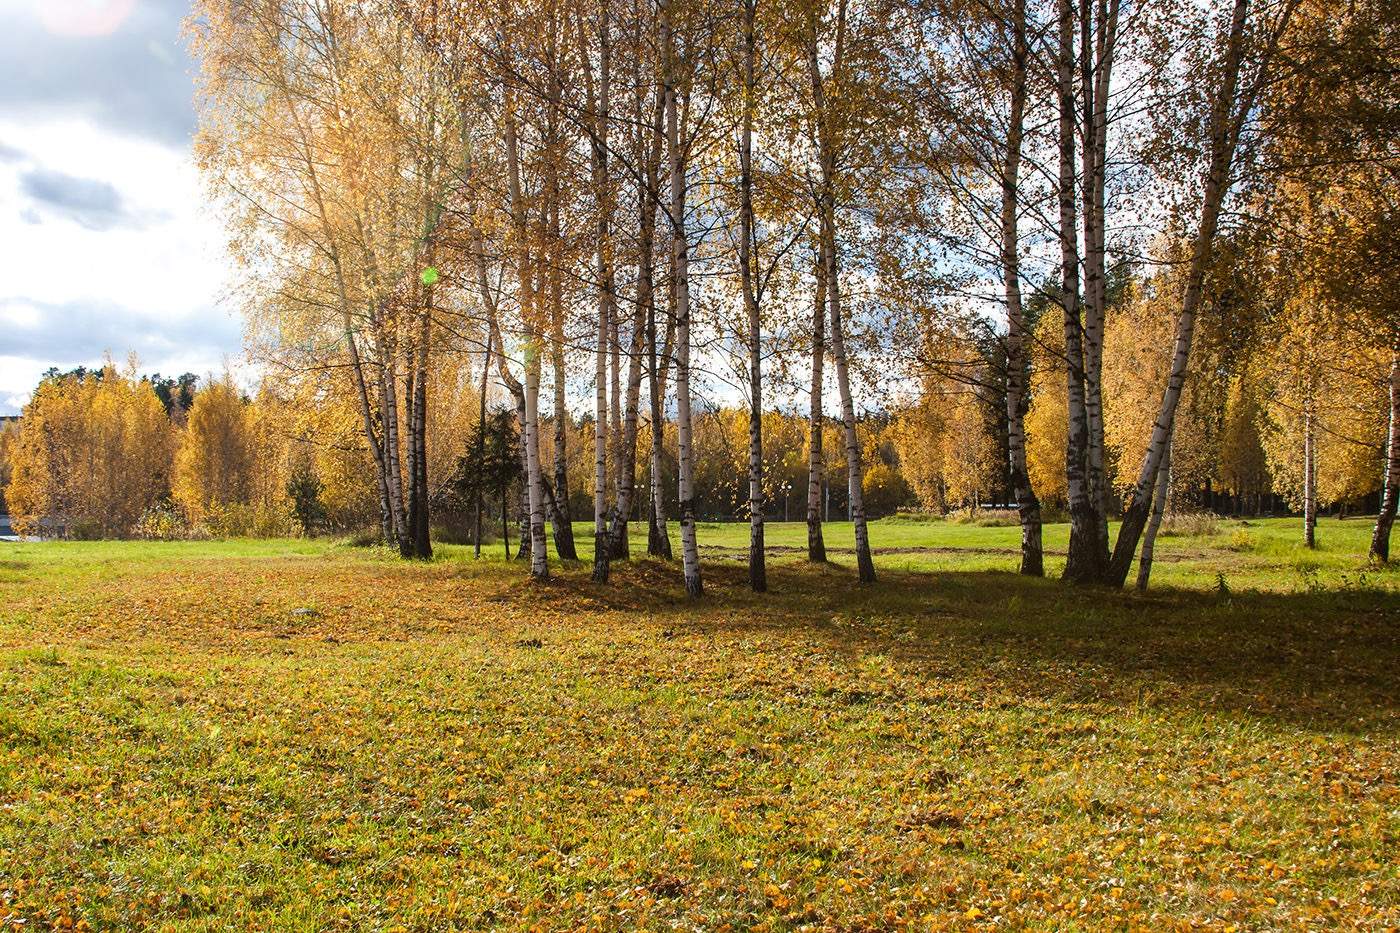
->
xmin=1370 ymin=340 xmax=1400 ymax=560
xmin=1001 ymin=0 xmax=1042 ymax=577
xmin=662 ymin=0 xmax=702 ymax=597
xmin=1107 ymin=0 xmax=1285 ymax=585
xmin=740 ymin=0 xmax=765 ymax=593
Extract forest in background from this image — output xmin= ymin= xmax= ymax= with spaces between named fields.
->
xmin=2 ymin=0 xmax=1395 ymax=594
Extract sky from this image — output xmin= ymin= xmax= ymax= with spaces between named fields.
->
xmin=0 ymin=0 xmax=238 ymax=415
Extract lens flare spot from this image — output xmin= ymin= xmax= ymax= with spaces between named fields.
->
xmin=420 ymin=267 xmax=439 ymax=286
xmin=35 ymin=0 xmax=137 ymax=38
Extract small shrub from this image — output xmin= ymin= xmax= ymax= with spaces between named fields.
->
xmin=1225 ymin=529 xmax=1255 ymax=551
xmin=1159 ymin=512 xmax=1218 ymax=537
xmin=134 ymin=502 xmax=196 ymax=541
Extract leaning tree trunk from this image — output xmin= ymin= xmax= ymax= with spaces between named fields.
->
xmin=662 ymin=0 xmax=701 ymax=597
xmin=1001 ymin=0 xmax=1043 ymax=576
xmin=740 ymin=0 xmax=765 ymax=593
xmin=1370 ymin=340 xmax=1400 ymax=560
xmin=807 ymin=244 xmax=828 ymax=564
xmin=1135 ymin=426 xmax=1173 ymax=592
xmin=1106 ymin=0 xmax=1268 ymax=586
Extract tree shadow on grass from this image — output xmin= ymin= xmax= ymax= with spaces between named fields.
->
xmin=616 ymin=560 xmax=1400 ymax=734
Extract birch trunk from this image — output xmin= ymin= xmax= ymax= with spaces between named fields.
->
xmin=808 ymin=0 xmax=871 ymax=582
xmin=1106 ymin=0 xmax=1271 ymax=585
xmin=403 ymin=352 xmax=419 ymax=560
xmin=577 ymin=0 xmax=616 ymax=579
xmin=662 ymin=0 xmax=701 ymax=597
xmin=1135 ymin=427 xmax=1172 ymax=592
xmin=642 ymin=76 xmax=671 ymax=561
xmin=608 ymin=279 xmax=648 ymax=560
xmin=505 ymin=95 xmax=547 ymax=578
xmin=548 ymin=237 xmax=578 ymax=560
xmin=1370 ymin=341 xmax=1400 ymax=560
xmin=806 ymin=246 xmax=827 ymax=563
xmin=594 ymin=278 xmax=610 ymax=580
xmin=376 ymin=337 xmax=408 ymax=553
xmin=409 ymin=293 xmax=432 ymax=559
xmin=647 ymin=271 xmax=675 ymax=559
xmin=1303 ymin=398 xmax=1317 ymax=548
xmin=740 ymin=0 xmax=765 ymax=593
xmin=524 ymin=339 xmax=549 ymax=577
xmin=1057 ymin=0 xmax=1098 ymax=584
xmin=825 ymin=228 xmax=875 ymax=583
xmin=606 ymin=41 xmax=655 ymax=562
xmin=1001 ymin=0 xmax=1043 ymax=576
xmin=1080 ymin=0 xmax=1119 ymax=566
xmin=475 ymin=328 xmax=492 ymax=559
xmin=515 ymin=390 xmax=532 ymax=562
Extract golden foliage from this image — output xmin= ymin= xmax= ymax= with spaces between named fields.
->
xmin=174 ymin=377 xmax=255 ymax=523
xmin=5 ymin=364 xmax=173 ymax=537
xmin=1025 ymin=308 xmax=1067 ymax=505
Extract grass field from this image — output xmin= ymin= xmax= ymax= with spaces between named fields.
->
xmin=1 ymin=516 xmax=1396 ymax=930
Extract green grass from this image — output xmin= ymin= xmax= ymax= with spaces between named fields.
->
xmin=1 ymin=518 xmax=1396 ymax=930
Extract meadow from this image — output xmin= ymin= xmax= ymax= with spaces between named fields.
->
xmin=0 ymin=516 xmax=1396 ymax=930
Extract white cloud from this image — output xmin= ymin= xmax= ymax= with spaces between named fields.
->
xmin=0 ymin=1 xmax=243 ymax=415
xmin=0 ymin=115 xmax=241 ymax=414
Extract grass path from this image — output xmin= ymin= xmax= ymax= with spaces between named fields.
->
xmin=0 ymin=519 xmax=1396 ymax=930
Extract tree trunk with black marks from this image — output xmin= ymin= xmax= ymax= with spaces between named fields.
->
xmin=1303 ymin=397 xmax=1317 ymax=549
xmin=661 ymin=0 xmax=701 ymax=597
xmin=1057 ymin=0 xmax=1099 ymax=585
xmin=1001 ymin=0 xmax=1042 ymax=576
xmin=1370 ymin=341 xmax=1400 ymax=560
xmin=740 ymin=0 xmax=765 ymax=593
xmin=475 ymin=329 xmax=492 ymax=559
xmin=806 ymin=246 xmax=827 ymax=563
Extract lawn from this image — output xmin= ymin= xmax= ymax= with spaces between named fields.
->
xmin=0 ymin=517 xmax=1396 ymax=930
